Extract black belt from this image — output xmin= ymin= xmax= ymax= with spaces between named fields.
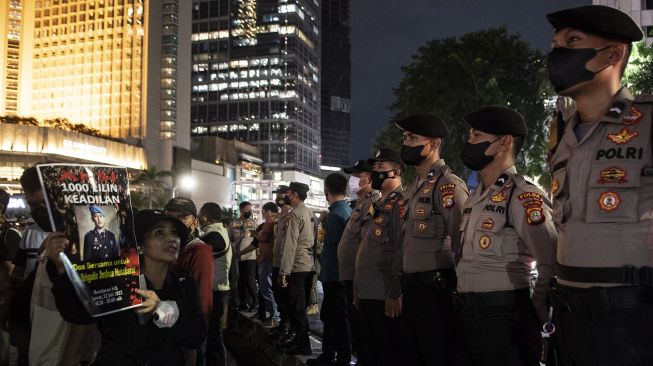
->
xmin=557 ymin=263 xmax=653 ymax=286
xmin=453 ymin=288 xmax=530 ymax=309
xmin=551 ymin=282 xmax=653 ymax=312
xmin=400 ymin=269 xmax=455 ymax=291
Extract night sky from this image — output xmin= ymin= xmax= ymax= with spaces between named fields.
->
xmin=348 ymin=0 xmax=590 ymax=162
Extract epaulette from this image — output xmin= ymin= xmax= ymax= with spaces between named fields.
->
xmin=493 ymin=173 xmax=510 ymax=188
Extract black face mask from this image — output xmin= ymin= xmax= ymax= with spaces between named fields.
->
xmin=243 ymin=212 xmax=252 ymax=219
xmin=401 ymin=144 xmax=428 ymax=166
xmin=371 ymin=170 xmax=394 ymax=190
xmin=283 ymin=196 xmax=292 ymax=206
xmin=275 ymin=196 xmax=285 ymax=207
xmin=546 ymin=46 xmax=612 ymax=93
xmin=31 ymin=205 xmax=58 ymax=232
xmin=461 ymin=140 xmax=498 ymax=171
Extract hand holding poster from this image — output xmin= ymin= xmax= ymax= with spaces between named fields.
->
xmin=36 ymin=163 xmax=141 ymax=317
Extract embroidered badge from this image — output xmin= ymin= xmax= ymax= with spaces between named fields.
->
xmin=622 ymin=106 xmax=643 ymax=126
xmin=491 ymin=191 xmax=508 ymax=203
xmin=607 ymin=128 xmax=639 ymax=145
xmin=399 ymin=199 xmax=408 ymax=219
xmin=375 ymin=217 xmax=383 ymax=224
xmin=481 ymin=218 xmax=495 ymax=230
xmin=439 ymin=183 xmax=456 ymax=191
xmin=518 ymin=192 xmax=542 ymax=201
xmin=598 ymin=191 xmax=621 ymax=212
xmin=415 ymin=207 xmax=426 ymax=218
xmin=384 ymin=204 xmax=393 ymax=210
xmin=442 ymin=194 xmax=455 ymax=209
xmin=551 ymin=179 xmax=560 ymax=195
xmin=423 ymin=181 xmax=436 ymax=194
xmin=597 ymin=167 xmax=627 ymax=184
xmin=526 ymin=207 xmax=545 ymax=225
xmin=374 ymin=228 xmax=382 ymax=237
xmin=417 ymin=222 xmax=428 ymax=232
xmin=479 ymin=235 xmax=491 ymax=249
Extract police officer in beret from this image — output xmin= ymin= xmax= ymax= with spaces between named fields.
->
xmin=83 ymin=205 xmax=119 ymax=261
xmin=396 ymin=114 xmax=469 ymax=365
xmin=456 ymin=106 xmax=558 ymax=366
xmin=338 ymin=159 xmax=380 ymax=363
xmin=354 ymin=148 xmax=405 ymax=366
xmin=270 ymin=185 xmax=292 ymax=338
xmin=277 ymin=182 xmax=315 ymax=355
xmin=546 ymin=5 xmax=653 ymax=365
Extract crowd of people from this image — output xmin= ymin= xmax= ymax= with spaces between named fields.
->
xmin=0 ymin=4 xmax=652 ymax=366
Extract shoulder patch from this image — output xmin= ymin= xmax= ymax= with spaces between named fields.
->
xmin=622 ymin=105 xmax=643 ymax=126
xmin=439 ymin=183 xmax=456 ymax=209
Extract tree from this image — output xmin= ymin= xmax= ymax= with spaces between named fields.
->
xmin=625 ymin=41 xmax=653 ymax=95
xmin=374 ymin=27 xmax=551 ymax=186
xmin=130 ymin=167 xmax=174 ymax=209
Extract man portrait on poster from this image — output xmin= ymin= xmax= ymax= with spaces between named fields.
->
xmin=82 ymin=205 xmax=119 ymax=261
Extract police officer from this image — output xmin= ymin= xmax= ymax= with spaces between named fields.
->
xmin=277 ymin=182 xmax=315 ymax=356
xmin=228 ymin=201 xmax=257 ymax=311
xmin=456 ymin=106 xmax=558 ymax=366
xmin=338 ymin=159 xmax=379 ymax=364
xmin=83 ymin=205 xmax=119 ymax=261
xmin=354 ymin=149 xmax=405 ymax=366
xmin=545 ymin=6 xmax=653 ymax=366
xmin=396 ymin=114 xmax=469 ymax=365
xmin=270 ymin=185 xmax=291 ymax=338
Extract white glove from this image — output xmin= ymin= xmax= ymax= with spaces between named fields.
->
xmin=153 ymin=301 xmax=179 ymax=328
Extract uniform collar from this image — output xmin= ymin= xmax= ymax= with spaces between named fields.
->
xmin=490 ymin=166 xmax=517 ymax=191
xmin=426 ymin=159 xmax=446 ymax=178
xmin=564 ymin=87 xmax=635 ymax=135
xmin=328 ymin=199 xmax=348 ymax=210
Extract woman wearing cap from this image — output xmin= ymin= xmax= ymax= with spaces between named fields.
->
xmin=44 ymin=209 xmax=206 ymax=365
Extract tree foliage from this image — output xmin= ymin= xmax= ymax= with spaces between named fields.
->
xmin=625 ymin=41 xmax=653 ymax=95
xmin=374 ymin=27 xmax=551 ymax=186
xmin=130 ymin=167 xmax=174 ymax=210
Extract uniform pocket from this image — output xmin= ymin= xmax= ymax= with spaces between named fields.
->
xmin=471 ymin=214 xmax=505 ymax=257
xmin=368 ymin=215 xmax=390 ymax=244
xmin=348 ymin=211 xmax=363 ymax=234
xmin=585 ymin=162 xmax=640 ymax=223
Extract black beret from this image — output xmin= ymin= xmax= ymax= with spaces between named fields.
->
xmin=272 ymin=185 xmax=289 ymax=194
xmin=288 ymin=182 xmax=310 ymax=195
xmin=164 ymin=196 xmax=198 ymax=217
xmin=367 ymin=148 xmax=405 ymax=169
xmin=343 ymin=159 xmax=373 ymax=174
xmin=464 ymin=106 xmax=527 ymax=137
xmin=547 ymin=5 xmax=643 ymax=43
xmin=395 ymin=114 xmax=449 ymax=138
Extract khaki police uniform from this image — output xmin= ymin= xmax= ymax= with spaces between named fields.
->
xmin=354 ymin=187 xmax=404 ymax=366
xmin=228 ymin=217 xmax=257 ymax=309
xmin=272 ymin=207 xmax=291 ymax=333
xmin=399 ymin=159 xmax=468 ymax=365
xmin=457 ymin=167 xmax=557 ymax=366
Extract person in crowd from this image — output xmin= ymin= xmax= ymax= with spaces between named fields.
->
xmin=456 ymin=106 xmax=557 ymax=366
xmin=307 ymin=173 xmax=352 ymax=366
xmin=354 ymin=149 xmax=405 ymax=366
xmin=229 ymin=201 xmax=258 ymax=311
xmin=278 ymin=182 xmax=315 ymax=356
xmin=0 ymin=188 xmax=21 ymax=365
xmin=46 ymin=209 xmax=206 ymax=365
xmin=82 ymin=205 xmax=119 ymax=261
xmin=164 ymin=197 xmax=214 ymax=365
xmin=270 ymin=186 xmax=292 ymax=339
xmin=397 ymin=114 xmax=469 ymax=365
xmin=545 ymin=5 xmax=653 ymax=366
xmin=339 ymin=159 xmax=378 ymax=365
xmin=198 ymin=202 xmax=231 ymax=366
xmin=241 ymin=202 xmax=280 ymax=326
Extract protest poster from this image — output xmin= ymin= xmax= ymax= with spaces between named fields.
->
xmin=36 ymin=163 xmax=141 ymax=317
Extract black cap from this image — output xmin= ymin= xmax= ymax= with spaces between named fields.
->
xmin=272 ymin=185 xmax=289 ymax=194
xmin=395 ymin=114 xmax=449 ymax=138
xmin=547 ymin=5 xmax=643 ymax=43
xmin=343 ymin=159 xmax=373 ymax=174
xmin=134 ymin=209 xmax=189 ymax=247
xmin=464 ymin=106 xmax=527 ymax=137
xmin=368 ymin=148 xmax=405 ymax=168
xmin=288 ymin=182 xmax=310 ymax=195
xmin=164 ymin=196 xmax=197 ymax=217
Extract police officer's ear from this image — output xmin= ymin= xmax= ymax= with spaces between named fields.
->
xmin=429 ymin=138 xmax=442 ymax=154
xmin=605 ymin=43 xmax=628 ymax=67
xmin=497 ymin=135 xmax=513 ymax=154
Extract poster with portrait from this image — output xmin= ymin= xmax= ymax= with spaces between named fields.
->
xmin=36 ymin=163 xmax=141 ymax=317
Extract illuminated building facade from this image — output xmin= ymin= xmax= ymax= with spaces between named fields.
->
xmin=320 ymin=0 xmax=350 ymax=169
xmin=594 ymin=0 xmax=653 ymax=40
xmin=191 ymin=0 xmax=322 ymax=175
xmin=0 ymin=0 xmax=193 ymax=177
xmin=0 ymin=0 xmax=24 ymax=116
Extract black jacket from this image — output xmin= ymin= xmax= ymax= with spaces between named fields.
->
xmin=47 ymin=262 xmax=206 ymax=365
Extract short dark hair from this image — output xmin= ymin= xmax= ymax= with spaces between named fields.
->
xmin=293 ymin=190 xmax=307 ymax=201
xmin=512 ymin=135 xmax=525 ymax=158
xmin=20 ymin=166 xmax=42 ymax=194
xmin=620 ymin=43 xmax=632 ymax=78
xmin=200 ymin=202 xmax=222 ymax=221
xmin=324 ymin=173 xmax=347 ymax=196
xmin=262 ymin=202 xmax=279 ymax=213
xmin=0 ymin=188 xmax=9 ymax=213
xmin=239 ymin=201 xmax=251 ymax=210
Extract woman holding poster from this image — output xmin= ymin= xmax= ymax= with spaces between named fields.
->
xmin=45 ymin=209 xmax=206 ymax=365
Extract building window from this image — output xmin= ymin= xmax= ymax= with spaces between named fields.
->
xmin=645 ymin=0 xmax=653 ymax=10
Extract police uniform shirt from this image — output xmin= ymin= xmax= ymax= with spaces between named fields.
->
xmin=83 ymin=228 xmax=118 ymax=261
xmin=337 ymin=190 xmax=381 ymax=281
xmin=401 ymin=160 xmax=469 ymax=273
xmin=272 ymin=210 xmax=289 ymax=268
xmin=279 ymin=201 xmax=314 ymax=276
xmin=457 ymin=167 xmax=557 ymax=317
xmin=550 ymin=88 xmax=653 ymax=287
xmin=228 ymin=218 xmax=256 ymax=261
xmin=354 ymin=187 xmax=404 ymax=301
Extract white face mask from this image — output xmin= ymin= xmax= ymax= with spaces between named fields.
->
xmin=347 ymin=176 xmax=362 ymax=199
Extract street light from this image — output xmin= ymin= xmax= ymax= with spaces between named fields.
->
xmin=172 ymin=175 xmax=196 ymax=198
